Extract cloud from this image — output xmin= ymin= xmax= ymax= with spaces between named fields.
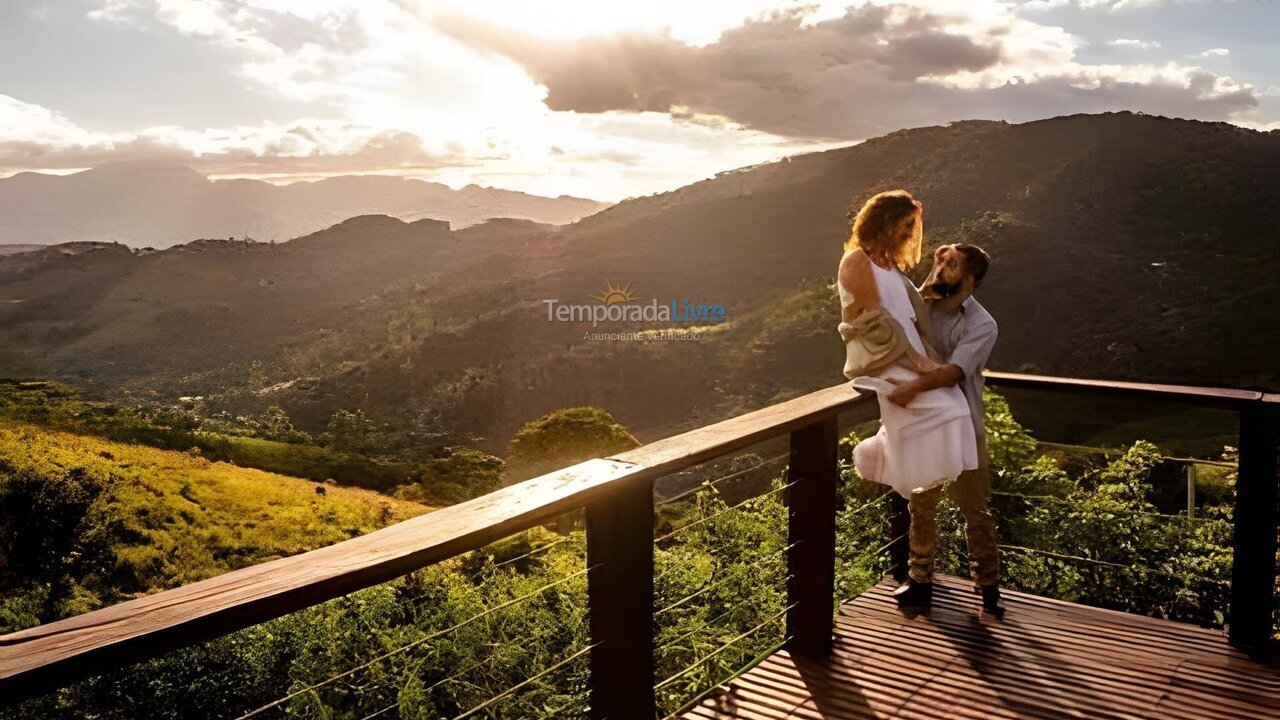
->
xmin=1108 ymin=38 xmax=1161 ymax=50
xmin=0 ymin=93 xmax=836 ymax=201
xmin=3 ymin=0 xmax=1270 ymax=201
xmin=0 ymin=94 xmax=123 ymax=148
xmin=0 ymin=94 xmax=462 ymax=177
xmin=38 ymin=0 xmax=845 ymax=199
xmin=433 ymin=4 xmax=1258 ymax=140
xmin=87 ymin=0 xmax=367 ymax=104
xmin=1196 ymin=48 xmax=1229 ymax=57
xmin=1038 ymin=0 xmax=1207 ymax=9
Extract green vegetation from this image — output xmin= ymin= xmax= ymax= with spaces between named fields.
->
xmin=318 ymin=409 xmax=382 ymax=455
xmin=986 ymin=445 xmax=1233 ymax=626
xmin=0 ymin=389 xmax=1245 ymax=719
xmin=506 ymin=406 xmax=640 ymax=480
xmin=0 ymin=380 xmax=504 ymax=502
xmin=0 ymin=421 xmax=427 ymax=633
xmin=394 ymin=448 xmax=505 ymax=505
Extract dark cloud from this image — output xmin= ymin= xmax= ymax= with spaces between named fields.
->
xmin=434 ymin=4 xmax=1257 ymax=140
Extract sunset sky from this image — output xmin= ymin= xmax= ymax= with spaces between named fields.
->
xmin=1 ymin=0 xmax=1277 ymax=201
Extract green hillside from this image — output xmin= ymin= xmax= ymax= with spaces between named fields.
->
xmin=0 ymin=113 xmax=1276 ymax=454
xmin=0 ymin=421 xmax=429 ymax=632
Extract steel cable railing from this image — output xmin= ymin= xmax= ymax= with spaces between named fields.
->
xmin=991 ymin=489 xmax=1230 ymax=525
xmin=998 ymin=544 xmax=1231 ymax=587
xmin=467 ymin=536 xmax=579 ymax=582
xmin=654 ymin=590 xmax=792 ymax=655
xmin=654 ymin=481 xmax=797 ymax=544
xmin=985 ymin=483 xmax=1232 ymax=585
xmin=654 ymin=543 xmax=796 ymax=618
xmin=844 ymin=491 xmax=892 ymax=517
xmin=232 ymin=567 xmax=594 ymax=719
xmin=655 ymin=453 xmax=791 ymax=508
xmin=353 ymin=642 xmax=592 ymax=720
xmin=651 ymin=456 xmax=802 ymax=716
xmin=350 ymin=613 xmax=583 ymax=720
xmin=653 ymin=604 xmax=795 ymax=693
xmin=450 ymin=644 xmax=595 ymax=720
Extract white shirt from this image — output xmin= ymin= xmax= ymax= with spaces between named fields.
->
xmin=929 ymin=296 xmax=997 ymax=438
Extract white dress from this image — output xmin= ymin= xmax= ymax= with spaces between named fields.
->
xmin=840 ymin=260 xmax=978 ymax=497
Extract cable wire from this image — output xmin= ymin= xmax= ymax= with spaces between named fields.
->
xmin=656 ymin=453 xmax=791 ymax=508
xmin=653 ymin=605 xmax=794 ymax=692
xmin=859 ymin=532 xmax=908 ymax=562
xmin=350 ymin=623 xmax=568 ymax=720
xmin=468 ymin=536 xmax=577 ymax=582
xmin=991 ymin=490 xmax=1229 ymax=525
xmin=655 ymin=481 xmax=797 ymax=544
xmin=999 ymin=544 xmax=1230 ymax=586
xmin=450 ymin=644 xmax=595 ymax=720
xmin=656 ymin=578 xmax=795 ymax=653
xmin=233 ymin=567 xmax=594 ymax=719
xmin=843 ymin=493 xmax=891 ymax=517
xmin=655 ymin=545 xmax=796 ymax=617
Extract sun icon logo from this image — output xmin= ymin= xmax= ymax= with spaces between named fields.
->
xmin=589 ymin=280 xmax=638 ymax=305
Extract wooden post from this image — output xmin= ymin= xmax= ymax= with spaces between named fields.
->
xmin=585 ymin=478 xmax=655 ymax=720
xmin=1228 ymin=402 xmax=1279 ymax=658
xmin=786 ymin=416 xmax=838 ymax=657
xmin=1186 ymin=464 xmax=1196 ymax=520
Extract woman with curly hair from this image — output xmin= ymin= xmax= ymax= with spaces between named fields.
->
xmin=837 ymin=190 xmax=977 ymax=498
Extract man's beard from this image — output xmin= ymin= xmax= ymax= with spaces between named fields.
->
xmin=929 ymin=281 xmax=962 ymax=298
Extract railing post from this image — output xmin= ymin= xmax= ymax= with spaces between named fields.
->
xmin=786 ymin=415 xmax=838 ymax=657
xmin=1229 ymin=402 xmax=1279 ymax=658
xmin=585 ymin=477 xmax=655 ymax=719
xmin=888 ymin=494 xmax=910 ymax=583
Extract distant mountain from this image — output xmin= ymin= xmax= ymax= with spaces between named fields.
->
xmin=0 ymin=244 xmax=44 ymax=256
xmin=0 ymin=113 xmax=1275 ymax=451
xmin=0 ymin=160 xmax=610 ymax=248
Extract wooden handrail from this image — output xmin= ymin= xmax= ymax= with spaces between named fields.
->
xmin=0 ymin=370 xmax=1275 ymax=709
xmin=0 ymin=381 xmax=875 ymax=700
xmin=984 ymin=370 xmax=1265 ymax=408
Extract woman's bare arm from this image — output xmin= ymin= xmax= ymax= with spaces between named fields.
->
xmin=840 ymin=249 xmax=938 ymax=375
xmin=838 ymin=249 xmax=879 ymax=324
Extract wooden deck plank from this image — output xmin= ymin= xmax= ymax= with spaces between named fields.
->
xmin=681 ymin=575 xmax=1280 ymax=720
xmin=850 ymin=582 xmax=1280 ymax=695
xmin=747 ymin=655 xmax=1068 ymax=720
xmin=843 ymin=591 xmax=1275 ymax=694
xmin=838 ymin=605 xmax=1280 ymax=708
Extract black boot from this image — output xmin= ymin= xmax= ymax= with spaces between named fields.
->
xmin=893 ymin=578 xmax=933 ymax=610
xmin=980 ymin=584 xmax=1004 ymax=619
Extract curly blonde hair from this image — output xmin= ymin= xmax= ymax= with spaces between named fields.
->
xmin=844 ymin=190 xmax=923 ymax=271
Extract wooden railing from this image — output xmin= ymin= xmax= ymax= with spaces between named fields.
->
xmin=0 ymin=372 xmax=1276 ymax=718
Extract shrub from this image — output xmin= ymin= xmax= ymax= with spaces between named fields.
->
xmin=506 ymin=407 xmax=639 ymax=481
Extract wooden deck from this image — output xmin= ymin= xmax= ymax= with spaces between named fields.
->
xmin=681 ymin=575 xmax=1280 ymax=720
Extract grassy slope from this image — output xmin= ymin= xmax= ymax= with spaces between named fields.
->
xmin=0 ymin=420 xmax=429 ymax=594
xmin=0 ymin=379 xmax=415 ymax=491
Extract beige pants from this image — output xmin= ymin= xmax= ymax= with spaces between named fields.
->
xmin=907 ymin=439 xmax=999 ymax=585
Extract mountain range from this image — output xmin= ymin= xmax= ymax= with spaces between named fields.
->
xmin=0 ymin=112 xmax=1275 ymax=451
xmin=0 ymin=160 xmax=609 ymax=248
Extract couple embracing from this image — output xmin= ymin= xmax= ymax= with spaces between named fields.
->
xmin=837 ymin=189 xmax=1002 ymax=617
